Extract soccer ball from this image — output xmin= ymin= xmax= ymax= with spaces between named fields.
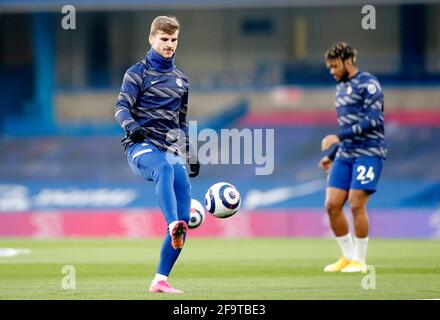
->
xmin=188 ymin=199 xmax=206 ymax=229
xmin=205 ymin=182 xmax=240 ymax=218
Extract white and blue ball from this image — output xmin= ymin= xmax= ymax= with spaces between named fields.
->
xmin=188 ymin=199 xmax=206 ymax=229
xmin=205 ymin=182 xmax=241 ymax=218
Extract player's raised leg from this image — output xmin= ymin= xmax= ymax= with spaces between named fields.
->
xmin=323 ymin=186 xmax=354 ymax=272
xmin=173 ymin=159 xmax=191 ymax=227
xmin=127 ymin=143 xmax=180 ymax=225
xmin=145 ymin=150 xmax=189 ymax=247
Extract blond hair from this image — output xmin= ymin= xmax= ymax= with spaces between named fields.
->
xmin=150 ymin=16 xmax=180 ymax=36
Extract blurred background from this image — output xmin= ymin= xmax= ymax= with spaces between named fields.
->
xmin=0 ymin=0 xmax=439 ymax=238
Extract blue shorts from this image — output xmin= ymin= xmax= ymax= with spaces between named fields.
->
xmin=328 ymin=156 xmax=384 ymax=193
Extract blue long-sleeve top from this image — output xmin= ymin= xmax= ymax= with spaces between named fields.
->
xmin=115 ymin=48 xmax=191 ymax=156
xmin=330 ymin=71 xmax=387 ymax=160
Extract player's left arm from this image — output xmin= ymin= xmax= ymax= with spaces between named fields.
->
xmin=179 ymin=90 xmax=199 ymax=177
xmin=178 ymin=90 xmax=190 ymax=154
xmin=337 ymin=81 xmax=384 ymax=140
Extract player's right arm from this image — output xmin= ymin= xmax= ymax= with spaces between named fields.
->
xmin=115 ymin=64 xmax=148 ymax=142
xmin=319 ymin=143 xmax=339 ymax=172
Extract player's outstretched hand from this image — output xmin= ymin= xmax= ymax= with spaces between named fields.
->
xmin=129 ymin=127 xmax=148 ymax=143
xmin=319 ymin=155 xmax=332 ymax=173
xmin=321 ymin=134 xmax=340 ymax=151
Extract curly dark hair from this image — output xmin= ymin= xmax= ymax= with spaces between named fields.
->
xmin=325 ymin=42 xmax=357 ymax=63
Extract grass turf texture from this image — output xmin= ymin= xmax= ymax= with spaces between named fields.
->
xmin=0 ymin=238 xmax=439 ymax=300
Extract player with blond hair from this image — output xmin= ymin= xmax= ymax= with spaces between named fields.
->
xmin=115 ymin=16 xmax=199 ymax=293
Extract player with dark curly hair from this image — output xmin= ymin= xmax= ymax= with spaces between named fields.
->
xmin=319 ymin=42 xmax=387 ymax=273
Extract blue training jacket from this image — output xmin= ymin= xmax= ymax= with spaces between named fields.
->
xmin=115 ymin=48 xmax=190 ymax=156
xmin=332 ymin=71 xmax=387 ymax=160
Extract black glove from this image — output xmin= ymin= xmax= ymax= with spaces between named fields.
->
xmin=129 ymin=127 xmax=148 ymax=143
xmin=189 ymin=161 xmax=200 ymax=178
xmin=187 ymin=152 xmax=200 ymax=178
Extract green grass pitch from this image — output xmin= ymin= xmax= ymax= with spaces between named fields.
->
xmin=1 ymin=238 xmax=439 ymax=300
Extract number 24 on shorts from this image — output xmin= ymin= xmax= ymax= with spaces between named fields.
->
xmin=356 ymin=165 xmax=375 ymax=184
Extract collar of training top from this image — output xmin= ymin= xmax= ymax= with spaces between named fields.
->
xmin=146 ymin=48 xmax=175 ymax=73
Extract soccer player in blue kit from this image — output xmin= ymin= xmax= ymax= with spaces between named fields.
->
xmin=319 ymin=43 xmax=387 ymax=273
xmin=115 ymin=16 xmax=199 ymax=293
